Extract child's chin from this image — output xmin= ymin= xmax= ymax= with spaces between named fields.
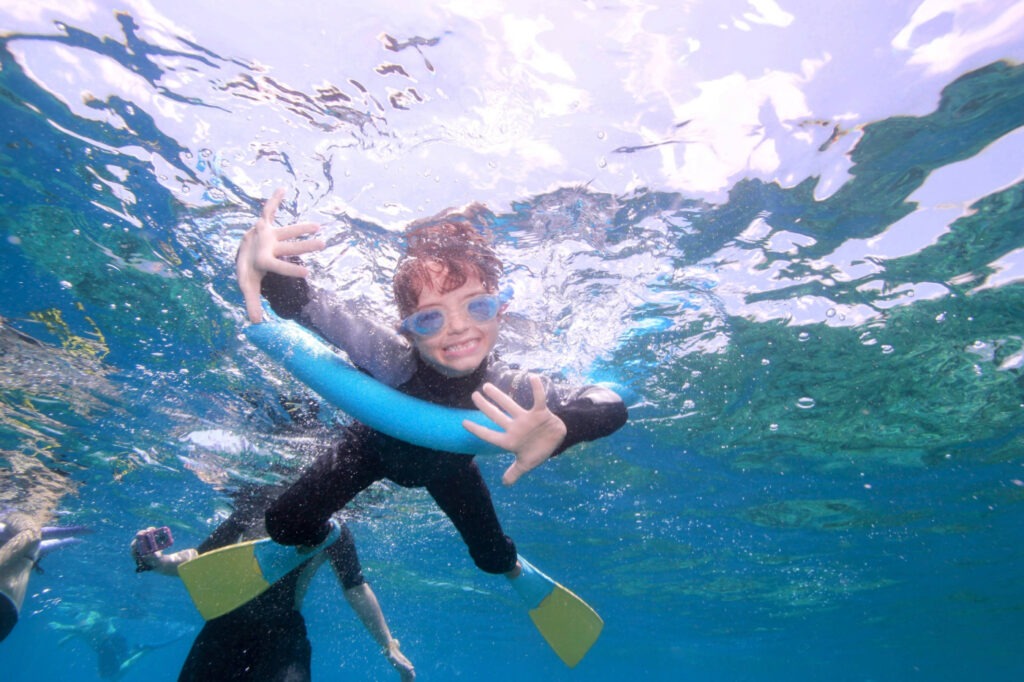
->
xmin=431 ymin=356 xmax=480 ymax=377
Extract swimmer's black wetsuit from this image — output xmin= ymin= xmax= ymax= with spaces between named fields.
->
xmin=177 ymin=486 xmax=364 ymax=682
xmin=260 ymin=274 xmax=628 ymax=574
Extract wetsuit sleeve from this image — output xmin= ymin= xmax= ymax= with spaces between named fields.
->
xmin=548 ymin=384 xmax=628 ymax=455
xmin=261 ymin=270 xmax=416 ymax=387
xmin=301 ymin=292 xmax=416 ymax=387
xmin=261 ymin=270 xmax=311 ymax=321
xmin=324 ymin=523 xmax=366 ymax=590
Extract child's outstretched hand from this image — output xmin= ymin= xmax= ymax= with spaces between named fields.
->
xmin=463 ymin=375 xmax=567 ymax=486
xmin=236 ymin=188 xmax=324 ymax=323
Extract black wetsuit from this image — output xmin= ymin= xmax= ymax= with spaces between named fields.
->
xmin=261 ymin=275 xmax=628 ymax=574
xmin=178 ymin=487 xmax=364 ymax=682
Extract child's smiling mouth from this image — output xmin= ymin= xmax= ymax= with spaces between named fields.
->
xmin=443 ymin=338 xmax=480 ymax=354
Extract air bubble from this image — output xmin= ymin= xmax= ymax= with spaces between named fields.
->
xmin=796 ymin=397 xmax=816 ymax=409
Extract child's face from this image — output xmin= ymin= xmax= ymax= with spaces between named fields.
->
xmin=409 ymin=267 xmax=500 ymax=378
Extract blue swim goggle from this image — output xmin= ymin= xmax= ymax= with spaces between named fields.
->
xmin=401 ymin=292 xmax=506 ymax=338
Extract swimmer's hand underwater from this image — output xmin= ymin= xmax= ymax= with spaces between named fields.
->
xmin=236 ymin=188 xmax=324 ymax=324
xmin=130 ymin=527 xmax=198 ymax=576
xmin=462 ymin=375 xmax=567 ymax=485
xmin=384 ymin=638 xmax=416 ymax=681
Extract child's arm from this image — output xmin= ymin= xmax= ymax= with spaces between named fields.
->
xmin=258 ymin=272 xmax=417 ymax=387
xmin=238 ymin=190 xmax=416 ymax=386
xmin=343 ymin=584 xmax=416 ymax=681
xmin=298 ymin=294 xmax=417 ymax=388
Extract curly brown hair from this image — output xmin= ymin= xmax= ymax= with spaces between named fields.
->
xmin=393 ymin=210 xmax=502 ymax=318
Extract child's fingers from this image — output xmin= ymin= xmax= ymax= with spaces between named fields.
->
xmin=244 ymin=292 xmax=264 ymax=324
xmin=502 ymin=461 xmax=525 ymax=486
xmin=261 ymin=188 xmax=286 ymax=223
xmin=275 ymin=222 xmax=321 ymax=242
xmin=271 ymin=260 xmax=310 ymax=277
xmin=480 ymin=382 xmax=526 ymax=415
xmin=527 ymin=374 xmax=548 ymax=410
xmin=276 ymin=237 xmax=325 ymax=258
xmin=471 ymin=390 xmax=513 ymax=425
xmin=237 ymin=264 xmax=265 ymax=323
xmin=461 ymin=419 xmax=506 ymax=447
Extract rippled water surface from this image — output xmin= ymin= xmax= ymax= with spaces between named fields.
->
xmin=1 ymin=1 xmax=1023 ymax=680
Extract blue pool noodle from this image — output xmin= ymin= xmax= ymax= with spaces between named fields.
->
xmin=244 ymin=317 xmax=505 ymax=456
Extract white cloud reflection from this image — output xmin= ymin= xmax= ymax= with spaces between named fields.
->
xmin=740 ymin=0 xmax=795 ymax=28
xmin=0 ymin=0 xmax=95 ymax=26
xmin=1 ymin=0 xmax=1021 ymax=223
xmin=894 ymin=0 xmax=1024 ymax=75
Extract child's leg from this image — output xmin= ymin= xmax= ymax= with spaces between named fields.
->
xmin=426 ymin=461 xmax=517 ymax=574
xmin=266 ymin=429 xmax=379 ymax=547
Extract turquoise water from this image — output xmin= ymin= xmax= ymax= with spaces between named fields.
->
xmin=2 ymin=1 xmax=1023 ymax=680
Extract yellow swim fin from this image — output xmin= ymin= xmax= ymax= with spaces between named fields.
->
xmin=177 ymin=521 xmax=340 ymax=620
xmin=511 ymin=555 xmax=604 ymax=668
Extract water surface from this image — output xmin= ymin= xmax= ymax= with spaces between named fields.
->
xmin=1 ymin=1 xmax=1023 ymax=680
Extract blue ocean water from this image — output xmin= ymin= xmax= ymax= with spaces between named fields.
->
xmin=1 ymin=1 xmax=1023 ymax=680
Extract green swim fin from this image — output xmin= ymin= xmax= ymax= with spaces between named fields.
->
xmin=177 ymin=521 xmax=340 ymax=620
xmin=510 ymin=555 xmax=604 ymax=668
